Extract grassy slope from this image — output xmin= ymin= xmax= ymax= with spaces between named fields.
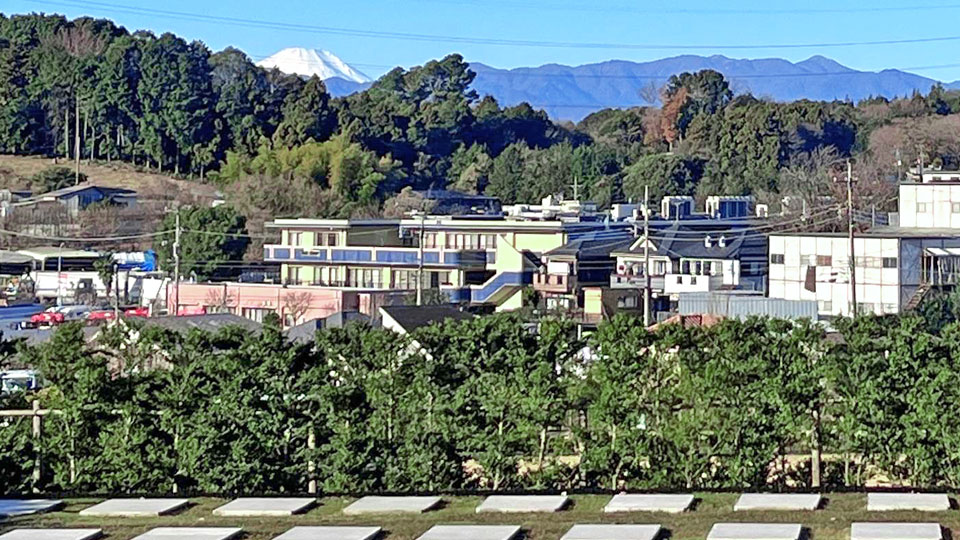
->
xmin=2 ymin=493 xmax=958 ymax=540
xmin=0 ymin=154 xmax=219 ymax=205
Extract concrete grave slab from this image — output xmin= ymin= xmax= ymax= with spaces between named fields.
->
xmin=561 ymin=524 xmax=662 ymax=540
xmin=0 ymin=530 xmax=101 ymax=540
xmin=851 ymin=523 xmax=942 ymax=540
xmin=867 ymin=493 xmax=951 ymax=512
xmin=476 ymin=495 xmax=570 ymax=513
xmin=212 ymin=498 xmax=315 ymax=516
xmin=342 ymin=496 xmax=441 ymax=515
xmin=604 ymin=494 xmax=694 ymax=514
xmin=78 ymin=498 xmax=189 ymax=517
xmin=272 ymin=527 xmax=382 ymax=540
xmin=130 ymin=528 xmax=243 ymax=540
xmin=0 ymin=500 xmax=63 ymax=517
xmin=734 ymin=494 xmax=822 ymax=511
xmin=417 ymin=525 xmax=521 ymax=540
xmin=707 ymin=523 xmax=803 ymax=540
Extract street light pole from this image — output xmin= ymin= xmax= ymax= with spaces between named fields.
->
xmin=415 ymin=211 xmax=425 ymax=306
xmin=56 ymin=242 xmax=64 ymax=307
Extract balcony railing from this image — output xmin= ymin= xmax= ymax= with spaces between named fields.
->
xmin=533 ymin=273 xmax=576 ymax=293
xmin=264 ymin=245 xmax=488 ymax=268
xmin=283 ymin=279 xmax=386 ymax=289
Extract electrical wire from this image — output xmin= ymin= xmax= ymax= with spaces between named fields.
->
xmin=405 ymin=0 xmax=960 ymax=16
xmin=0 ymin=228 xmax=173 ymax=242
xmin=24 ymin=0 xmax=960 ymax=52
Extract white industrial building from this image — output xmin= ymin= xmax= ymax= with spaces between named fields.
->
xmin=769 ymin=177 xmax=960 ymax=317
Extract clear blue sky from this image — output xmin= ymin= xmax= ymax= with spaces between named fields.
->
xmin=7 ymin=0 xmax=960 ymax=82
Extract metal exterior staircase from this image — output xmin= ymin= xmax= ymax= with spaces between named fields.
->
xmin=905 ymin=283 xmax=932 ymax=311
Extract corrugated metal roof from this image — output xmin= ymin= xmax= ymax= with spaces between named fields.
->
xmin=679 ymin=292 xmax=818 ymax=320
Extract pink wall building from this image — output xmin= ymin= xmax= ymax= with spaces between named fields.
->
xmin=168 ymin=282 xmax=410 ymax=326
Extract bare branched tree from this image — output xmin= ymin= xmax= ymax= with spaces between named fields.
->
xmin=204 ymin=287 xmax=236 ymax=314
xmin=282 ymin=291 xmax=313 ymax=325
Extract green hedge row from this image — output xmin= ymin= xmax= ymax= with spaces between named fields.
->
xmin=2 ymin=308 xmax=960 ymax=494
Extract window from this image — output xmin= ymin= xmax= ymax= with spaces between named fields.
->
xmin=816 ymin=255 xmax=833 ymax=266
xmin=770 ymin=254 xmax=785 ymax=264
xmin=917 ymin=202 xmax=930 ymax=213
xmin=856 ymin=256 xmax=881 ymax=268
xmin=424 ymin=233 xmax=437 ymax=249
xmin=655 ymin=261 xmax=667 ymax=275
xmin=676 ymin=276 xmax=683 ymax=284
xmin=817 ymin=300 xmax=832 ymax=313
xmin=241 ymin=307 xmax=276 ymax=323
xmin=289 ymin=232 xmax=302 ymax=246
xmin=347 ymin=268 xmax=380 ymax=288
xmin=694 ymin=261 xmax=702 ymax=275
xmin=681 ymin=261 xmax=690 ymax=274
xmin=882 ymin=303 xmax=898 ymax=313
xmin=882 ymin=257 xmax=898 ymax=269
xmin=288 ymin=266 xmax=301 ymax=284
xmin=953 ymin=203 xmax=960 ymax=214
xmin=617 ymin=296 xmax=638 ymax=308
xmin=327 ymin=233 xmax=338 ymax=247
xmin=480 ymin=234 xmax=497 ymax=249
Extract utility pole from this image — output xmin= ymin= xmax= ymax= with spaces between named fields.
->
xmin=643 ymin=185 xmax=651 ymax=327
xmin=74 ymin=96 xmax=81 ymax=185
xmin=415 ymin=211 xmax=425 ymax=306
xmin=112 ymin=262 xmax=120 ymax=321
xmin=846 ymin=160 xmax=858 ymax=317
xmin=917 ymin=145 xmax=925 ymax=181
xmin=173 ymin=208 xmax=181 ymax=316
xmin=895 ymin=147 xmax=902 ymax=183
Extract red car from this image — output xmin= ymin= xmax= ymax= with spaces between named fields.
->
xmin=124 ymin=307 xmax=149 ymax=318
xmin=30 ymin=311 xmax=65 ymax=325
xmin=86 ymin=310 xmax=117 ymax=322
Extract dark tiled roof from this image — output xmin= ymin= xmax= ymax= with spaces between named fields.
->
xmin=285 ymin=311 xmax=373 ymax=343
xmin=380 ymin=304 xmax=474 ymax=333
xmin=547 ymin=237 xmax=634 ymax=260
xmin=141 ymin=313 xmax=262 ymax=334
xmin=3 ymin=325 xmax=100 ymax=346
xmin=614 ymin=223 xmax=764 ymax=260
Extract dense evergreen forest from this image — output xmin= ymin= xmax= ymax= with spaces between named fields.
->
xmin=4 ymin=13 xmax=960 ymax=219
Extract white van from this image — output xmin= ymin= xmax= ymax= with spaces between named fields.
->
xmin=0 ymin=369 xmax=41 ymax=394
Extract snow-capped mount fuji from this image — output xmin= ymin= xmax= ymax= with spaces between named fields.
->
xmin=256 ymin=47 xmax=371 ymax=84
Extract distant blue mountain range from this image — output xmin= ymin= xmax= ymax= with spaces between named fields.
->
xmin=324 ymin=54 xmax=958 ymax=122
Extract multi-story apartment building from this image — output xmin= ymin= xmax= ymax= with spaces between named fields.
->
xmin=769 ymin=176 xmax=960 ymax=317
xmin=263 ymin=215 xmax=632 ymax=311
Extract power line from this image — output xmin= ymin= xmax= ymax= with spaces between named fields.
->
xmin=406 ymin=0 xmax=960 ymax=16
xmin=0 ymin=228 xmax=172 ymax=242
xmin=24 ymin=0 xmax=960 ymax=51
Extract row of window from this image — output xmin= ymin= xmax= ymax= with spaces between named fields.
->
xmin=770 ymin=254 xmax=897 ymax=268
xmin=916 ymin=202 xmax=960 ymax=214
xmin=423 ymin=232 xmax=498 ymax=250
xmin=622 ymin=260 xmax=724 ymax=276
xmin=288 ymin=231 xmax=339 ymax=247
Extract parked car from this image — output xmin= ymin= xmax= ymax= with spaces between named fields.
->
xmin=86 ymin=310 xmax=117 ymax=323
xmin=29 ymin=310 xmax=64 ymax=326
xmin=55 ymin=304 xmax=93 ymax=321
xmin=123 ymin=306 xmax=149 ymax=318
xmin=0 ymin=369 xmax=41 ymax=394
